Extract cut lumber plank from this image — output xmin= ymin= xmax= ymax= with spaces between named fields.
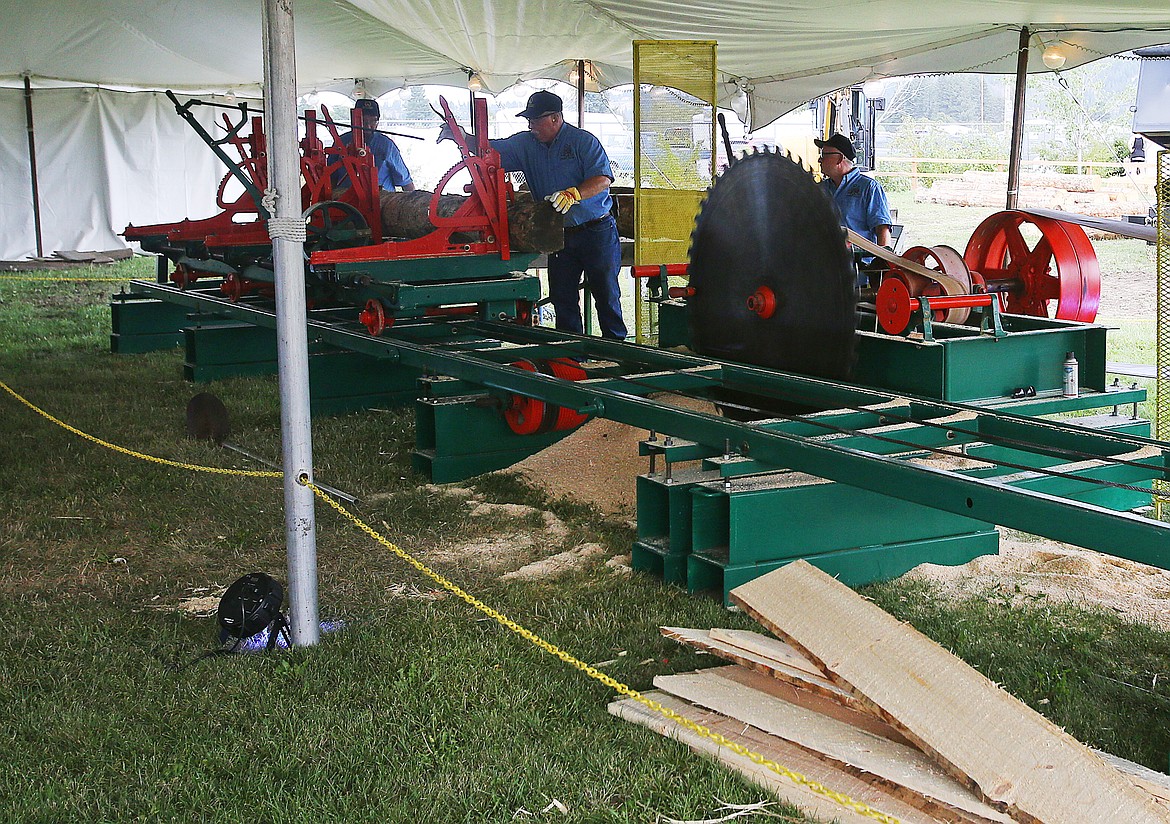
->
xmin=1095 ymin=750 xmax=1170 ymax=812
xmin=731 ymin=561 xmax=1170 ymax=824
xmin=708 ymin=627 xmax=833 ymax=678
xmin=609 ymin=690 xmax=944 ymax=824
xmin=662 ymin=626 xmax=883 ymax=721
xmin=713 ymin=662 xmax=915 ymax=748
xmin=657 ymin=666 xmax=1011 ymax=824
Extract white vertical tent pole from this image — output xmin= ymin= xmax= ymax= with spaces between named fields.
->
xmin=261 ymin=0 xmax=320 ymax=646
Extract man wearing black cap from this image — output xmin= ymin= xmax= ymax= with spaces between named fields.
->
xmin=444 ymin=89 xmax=626 ymax=340
xmin=333 ymin=97 xmax=415 ymax=192
xmin=815 ymin=133 xmax=891 ymax=249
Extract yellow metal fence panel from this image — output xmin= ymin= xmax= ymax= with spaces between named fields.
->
xmin=632 ymin=39 xmax=717 ymax=344
xmin=1157 ymin=150 xmax=1169 ymax=516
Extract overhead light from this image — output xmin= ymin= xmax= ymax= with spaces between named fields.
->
xmin=223 ymin=90 xmax=237 ymax=105
xmin=353 ymin=80 xmax=367 ymax=99
xmin=729 ymin=77 xmax=752 ymax=123
xmin=1042 ymin=44 xmax=1066 ymax=70
xmin=568 ymin=61 xmax=601 ymax=93
xmin=467 ymin=71 xmax=483 ymax=92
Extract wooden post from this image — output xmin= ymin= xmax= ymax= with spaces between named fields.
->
xmin=22 ymin=75 xmax=43 ymax=258
xmin=1006 ymin=26 xmax=1030 ymax=210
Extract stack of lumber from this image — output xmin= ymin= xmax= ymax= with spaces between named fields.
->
xmin=609 ymin=561 xmax=1170 ymax=823
xmin=2 ymin=248 xmax=133 ymax=270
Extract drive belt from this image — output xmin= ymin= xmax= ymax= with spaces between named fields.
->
xmin=846 ymin=230 xmax=968 ymax=299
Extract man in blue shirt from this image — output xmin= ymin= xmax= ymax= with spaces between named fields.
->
xmin=333 ymin=98 xmax=415 ymax=192
xmin=816 ymin=133 xmax=891 ymax=248
xmin=486 ymin=90 xmax=627 ymax=340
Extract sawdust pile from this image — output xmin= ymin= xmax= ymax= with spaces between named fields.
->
xmin=510 ymin=392 xmax=717 ymax=515
xmin=906 ymin=533 xmax=1170 ymax=632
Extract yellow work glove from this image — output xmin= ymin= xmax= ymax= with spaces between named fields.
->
xmin=545 ymin=187 xmax=581 ymax=214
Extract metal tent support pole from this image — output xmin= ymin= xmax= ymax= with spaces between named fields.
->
xmin=22 ymin=75 xmax=43 ymax=259
xmin=576 ymin=59 xmax=586 ymax=127
xmin=576 ymin=59 xmax=595 ymax=335
xmin=262 ymin=0 xmax=320 ymax=647
xmin=1006 ymin=26 xmax=1030 ymax=211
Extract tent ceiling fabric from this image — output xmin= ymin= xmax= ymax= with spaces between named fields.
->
xmin=2 ymin=0 xmax=1169 ymax=125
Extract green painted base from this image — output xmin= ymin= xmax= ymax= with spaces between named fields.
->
xmin=688 ymin=528 xmax=1001 ymax=605
xmin=631 ymin=537 xmax=688 ymax=586
xmin=110 ymin=294 xmax=221 ymax=354
xmin=412 ymin=394 xmax=572 ymax=483
xmin=181 ymin=322 xmax=423 ymax=415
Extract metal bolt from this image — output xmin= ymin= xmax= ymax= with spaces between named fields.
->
xmin=723 ymin=477 xmax=732 ymax=491
xmin=665 ymin=460 xmax=673 ymax=484
xmin=723 ymin=438 xmax=731 ymax=460
xmin=649 ymin=452 xmax=657 ymax=474
xmin=648 ymin=429 xmax=657 ymax=442
xmin=664 ymin=436 xmax=674 ymax=447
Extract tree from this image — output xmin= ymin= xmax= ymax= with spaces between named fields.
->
xmin=1034 ymin=59 xmax=1138 ymax=172
xmin=402 ymin=86 xmax=434 ymax=122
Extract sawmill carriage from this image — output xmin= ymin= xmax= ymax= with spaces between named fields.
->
xmin=113 ymin=93 xmax=1170 ymax=603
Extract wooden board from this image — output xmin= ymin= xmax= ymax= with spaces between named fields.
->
xmin=708 ymin=627 xmax=833 ymax=678
xmin=657 ymin=666 xmax=1011 ymax=824
xmin=609 ymin=690 xmax=944 ymax=824
xmin=731 ymin=561 xmax=1169 ymax=824
xmin=662 ymin=626 xmax=880 ymax=719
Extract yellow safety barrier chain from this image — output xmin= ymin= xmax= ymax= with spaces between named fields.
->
xmin=0 ymin=379 xmax=281 ymax=479
xmin=304 ymin=479 xmax=903 ymax=824
xmin=0 ymin=374 xmax=898 ymax=822
xmin=0 ymin=274 xmax=136 ymax=282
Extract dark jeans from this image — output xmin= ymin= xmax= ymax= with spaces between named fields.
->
xmin=548 ymin=216 xmax=628 ymax=340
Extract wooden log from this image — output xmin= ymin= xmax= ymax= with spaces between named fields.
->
xmin=378 ymin=190 xmax=564 ymax=253
xmin=731 ymin=561 xmax=1170 ymax=824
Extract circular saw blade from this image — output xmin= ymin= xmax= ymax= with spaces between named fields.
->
xmin=688 ymin=151 xmax=856 ymax=381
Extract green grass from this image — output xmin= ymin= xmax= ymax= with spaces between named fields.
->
xmin=3 ymin=261 xmax=1170 ymax=821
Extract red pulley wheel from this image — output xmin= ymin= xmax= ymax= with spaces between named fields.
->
xmin=963 ymin=210 xmax=1100 ymax=322
xmin=359 ymin=300 xmax=391 ymax=337
xmin=875 ymin=276 xmax=914 ymax=335
xmin=504 ymin=359 xmax=548 ymax=436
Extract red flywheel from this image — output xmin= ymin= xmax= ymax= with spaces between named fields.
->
xmin=963 ymin=210 xmax=1100 ymax=322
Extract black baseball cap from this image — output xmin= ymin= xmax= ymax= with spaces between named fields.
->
xmin=814 ymin=133 xmax=856 ymax=160
xmin=517 ymin=90 xmax=563 ymax=119
xmin=355 ymin=98 xmax=380 ymax=118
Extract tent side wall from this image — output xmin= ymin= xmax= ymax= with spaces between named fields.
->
xmin=0 ymin=88 xmax=225 ymax=261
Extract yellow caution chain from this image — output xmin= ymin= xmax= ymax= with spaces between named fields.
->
xmin=0 ymin=379 xmax=280 ymax=478
xmin=0 ymin=375 xmax=900 ymax=823
xmin=0 ymin=274 xmax=136 ymax=282
xmin=305 ymin=480 xmax=903 ymax=824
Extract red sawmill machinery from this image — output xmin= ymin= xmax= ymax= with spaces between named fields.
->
xmin=112 ymin=116 xmax=1170 ymax=603
xmin=123 ymin=92 xmax=558 ymax=331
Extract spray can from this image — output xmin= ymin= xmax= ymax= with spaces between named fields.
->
xmin=1062 ymin=351 xmax=1079 ymax=397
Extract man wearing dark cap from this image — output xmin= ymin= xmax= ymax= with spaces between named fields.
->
xmin=444 ymin=89 xmax=626 ymax=340
xmin=815 ymin=133 xmax=891 ymax=248
xmin=333 ymin=97 xmax=415 ymax=192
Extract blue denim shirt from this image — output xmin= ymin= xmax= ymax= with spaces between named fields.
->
xmin=820 ymin=167 xmax=892 ymax=244
xmin=492 ymin=123 xmax=614 ymax=227
xmin=333 ymin=129 xmax=412 ymax=191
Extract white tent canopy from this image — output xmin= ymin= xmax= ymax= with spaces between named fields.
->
xmin=5 ymin=0 xmax=1170 ymax=122
xmin=2 ymin=0 xmax=1169 ymax=258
